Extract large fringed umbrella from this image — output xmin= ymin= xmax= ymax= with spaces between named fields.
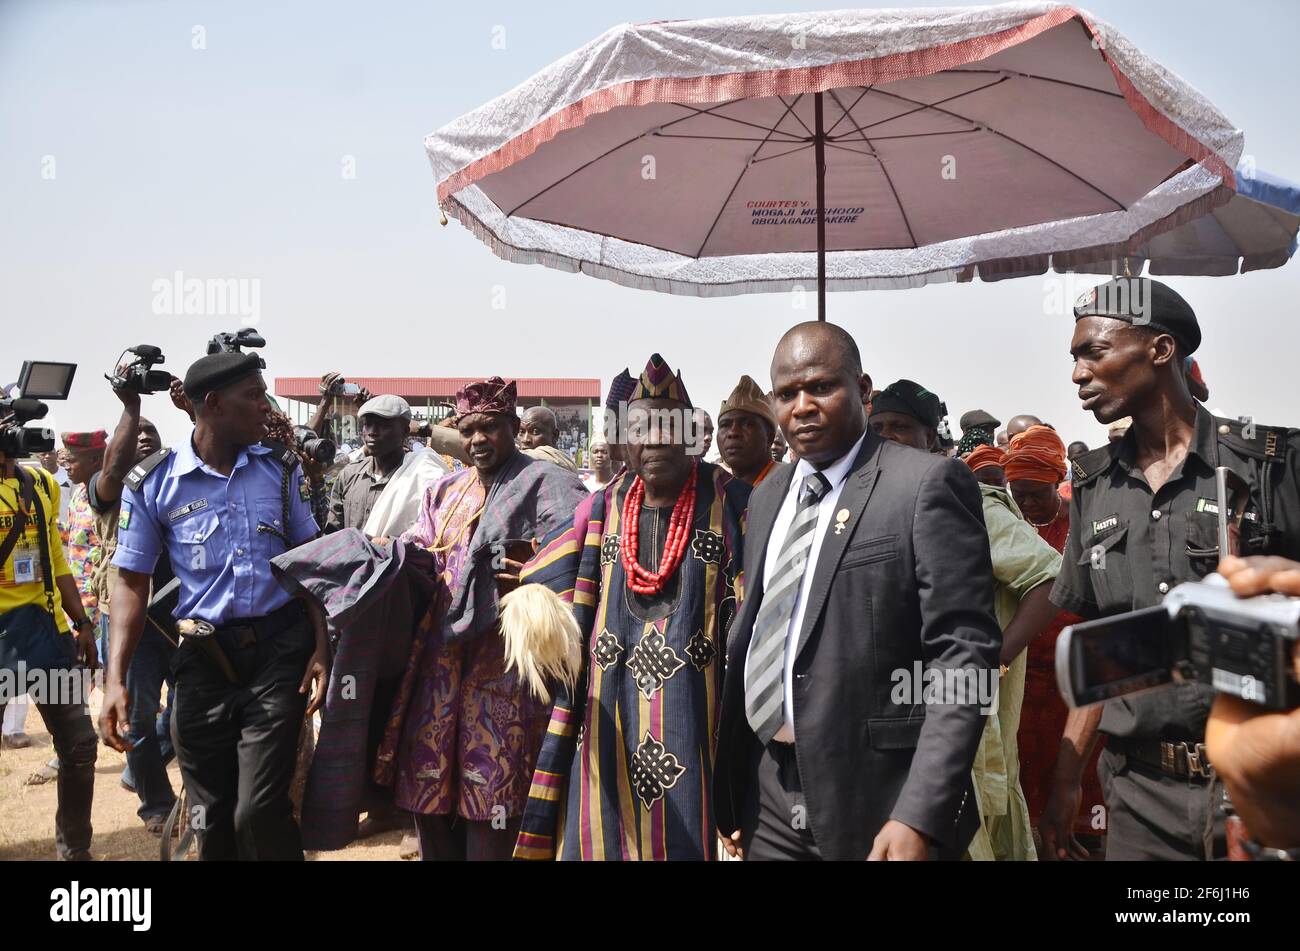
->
xmin=426 ymin=3 xmax=1243 ymax=319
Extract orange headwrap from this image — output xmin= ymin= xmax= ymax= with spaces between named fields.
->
xmin=1003 ymin=424 xmax=1067 ymax=484
xmin=963 ymin=444 xmax=1006 ymax=472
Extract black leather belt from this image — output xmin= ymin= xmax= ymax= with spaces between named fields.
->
xmin=212 ymin=599 xmax=306 ymax=649
xmin=1114 ymin=738 xmax=1214 ymax=781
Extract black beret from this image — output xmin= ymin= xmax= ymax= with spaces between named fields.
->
xmin=870 ymin=379 xmax=944 ymax=429
xmin=183 ymin=351 xmax=264 ymax=400
xmin=1073 ymin=277 xmax=1201 ymax=355
xmin=959 ymin=409 xmax=1000 ymax=433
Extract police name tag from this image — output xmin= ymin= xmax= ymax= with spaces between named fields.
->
xmin=167 ymin=499 xmax=208 ymax=522
xmin=1091 ymin=514 xmax=1119 ymax=536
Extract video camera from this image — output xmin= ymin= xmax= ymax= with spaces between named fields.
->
xmin=1057 ymin=466 xmax=1300 ymax=712
xmin=106 ymin=345 xmax=170 ymax=395
xmin=1 ymin=361 xmax=77 ymax=457
xmin=207 ymin=328 xmax=267 ymax=368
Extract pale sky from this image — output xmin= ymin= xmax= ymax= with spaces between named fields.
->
xmin=3 ymin=0 xmax=1297 ymax=452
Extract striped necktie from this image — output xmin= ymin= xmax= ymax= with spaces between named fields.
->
xmin=745 ymin=470 xmax=831 ymax=744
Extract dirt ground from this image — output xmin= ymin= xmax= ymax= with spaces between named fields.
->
xmin=0 ymin=700 xmax=406 ymax=862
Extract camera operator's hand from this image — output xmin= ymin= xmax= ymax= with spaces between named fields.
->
xmin=112 ymin=363 xmax=141 ymax=408
xmin=319 ymin=371 xmax=344 ymax=396
xmin=168 ymin=375 xmax=194 ymax=421
xmin=1218 ymin=555 xmax=1300 ymax=600
xmin=1207 ymin=695 xmax=1300 ymax=849
xmin=1207 ymin=555 xmax=1300 ymax=850
xmin=300 ymin=454 xmax=327 ymax=485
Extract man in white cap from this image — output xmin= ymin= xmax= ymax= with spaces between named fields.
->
xmin=325 ymin=394 xmax=448 ymax=539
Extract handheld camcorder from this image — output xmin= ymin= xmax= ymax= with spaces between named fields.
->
xmin=107 ymin=345 xmax=170 ymax=395
xmin=207 ymin=328 xmax=267 ymax=367
xmin=1 ymin=361 xmax=76 ymax=457
xmin=1057 ymin=467 xmax=1300 ymax=711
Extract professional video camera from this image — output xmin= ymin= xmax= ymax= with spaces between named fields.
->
xmin=0 ymin=361 xmax=76 ymax=457
xmin=1057 ymin=467 xmax=1300 ymax=712
xmin=106 ymin=345 xmax=170 ymax=395
xmin=293 ymin=425 xmax=336 ymax=466
xmin=207 ymin=328 xmax=267 ymax=367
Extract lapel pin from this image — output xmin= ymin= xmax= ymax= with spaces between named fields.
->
xmin=834 ymin=508 xmax=850 ymax=535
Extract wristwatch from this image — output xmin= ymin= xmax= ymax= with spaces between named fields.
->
xmin=73 ymin=617 xmax=94 ymax=633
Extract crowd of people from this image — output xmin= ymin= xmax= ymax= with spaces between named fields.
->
xmin=2 ymin=275 xmax=1298 ymax=862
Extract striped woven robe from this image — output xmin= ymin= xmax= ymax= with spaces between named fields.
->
xmin=513 ymin=462 xmax=749 ymax=860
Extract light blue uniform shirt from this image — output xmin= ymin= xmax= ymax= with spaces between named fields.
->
xmin=112 ymin=434 xmax=319 ymax=626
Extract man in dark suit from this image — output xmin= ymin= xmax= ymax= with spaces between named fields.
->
xmin=714 ymin=322 xmax=1002 ymax=860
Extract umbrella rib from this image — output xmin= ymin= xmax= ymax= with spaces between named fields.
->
xmin=825 ymin=142 xmax=875 ymax=157
xmin=828 ymin=88 xmax=918 ymax=250
xmin=504 ymin=99 xmax=764 ymax=217
xmin=943 ymin=68 xmax=1124 ymax=99
xmin=777 ymin=95 xmax=815 ymax=138
xmin=865 ymin=85 xmax=1127 ymax=211
xmin=834 ymin=76 xmax=1008 ymax=141
xmin=693 ymin=96 xmax=805 ymax=259
xmin=672 ymin=102 xmax=807 ymax=140
xmin=753 ymin=143 xmax=816 ymax=163
xmin=654 ymin=133 xmax=790 ymax=142
xmin=824 ymin=86 xmax=872 ymax=138
xmin=861 ymin=129 xmax=982 ymax=142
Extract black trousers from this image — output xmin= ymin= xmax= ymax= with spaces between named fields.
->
xmin=741 ymin=741 xmax=822 ymax=861
xmin=413 ymin=813 xmax=522 ymax=862
xmin=171 ymin=612 xmax=313 ymax=861
xmin=1099 ymin=747 xmax=1227 ymax=861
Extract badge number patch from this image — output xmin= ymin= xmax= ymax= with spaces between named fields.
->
xmin=1090 ymin=514 xmax=1119 ymax=537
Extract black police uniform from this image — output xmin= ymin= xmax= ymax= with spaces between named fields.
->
xmin=1052 ymin=407 xmax=1300 ymax=859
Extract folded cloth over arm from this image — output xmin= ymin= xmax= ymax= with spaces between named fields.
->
xmin=362 ymin=448 xmax=451 ymax=539
xmin=270 ymin=529 xmax=438 ymax=849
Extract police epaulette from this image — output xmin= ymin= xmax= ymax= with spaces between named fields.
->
xmin=259 ymin=439 xmax=300 ymax=470
xmin=1215 ymin=417 xmax=1297 ymax=462
xmin=124 ymin=447 xmax=173 ymax=491
xmin=1069 ymin=444 xmax=1115 ymax=486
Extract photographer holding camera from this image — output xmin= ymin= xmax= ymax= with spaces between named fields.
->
xmin=88 ymin=357 xmax=178 ymax=834
xmin=0 ymin=386 xmax=99 ymax=860
xmin=1207 ymin=555 xmax=1300 ymax=855
xmin=1044 ymin=279 xmax=1300 ymax=861
xmin=99 ymin=348 xmax=329 ymax=861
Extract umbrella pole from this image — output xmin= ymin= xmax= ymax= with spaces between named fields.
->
xmin=815 ymin=91 xmax=827 ymax=321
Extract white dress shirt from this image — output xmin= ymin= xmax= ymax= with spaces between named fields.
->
xmin=746 ymin=430 xmax=867 ymax=743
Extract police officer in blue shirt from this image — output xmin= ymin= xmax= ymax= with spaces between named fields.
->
xmin=99 ymin=351 xmax=329 ymax=861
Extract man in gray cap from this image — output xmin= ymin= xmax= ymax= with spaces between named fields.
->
xmin=1042 ymin=277 xmax=1300 ymax=862
xmin=325 ymin=394 xmax=446 ymax=536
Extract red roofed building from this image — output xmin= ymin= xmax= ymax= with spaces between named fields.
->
xmin=274 ymin=375 xmax=602 ymax=462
